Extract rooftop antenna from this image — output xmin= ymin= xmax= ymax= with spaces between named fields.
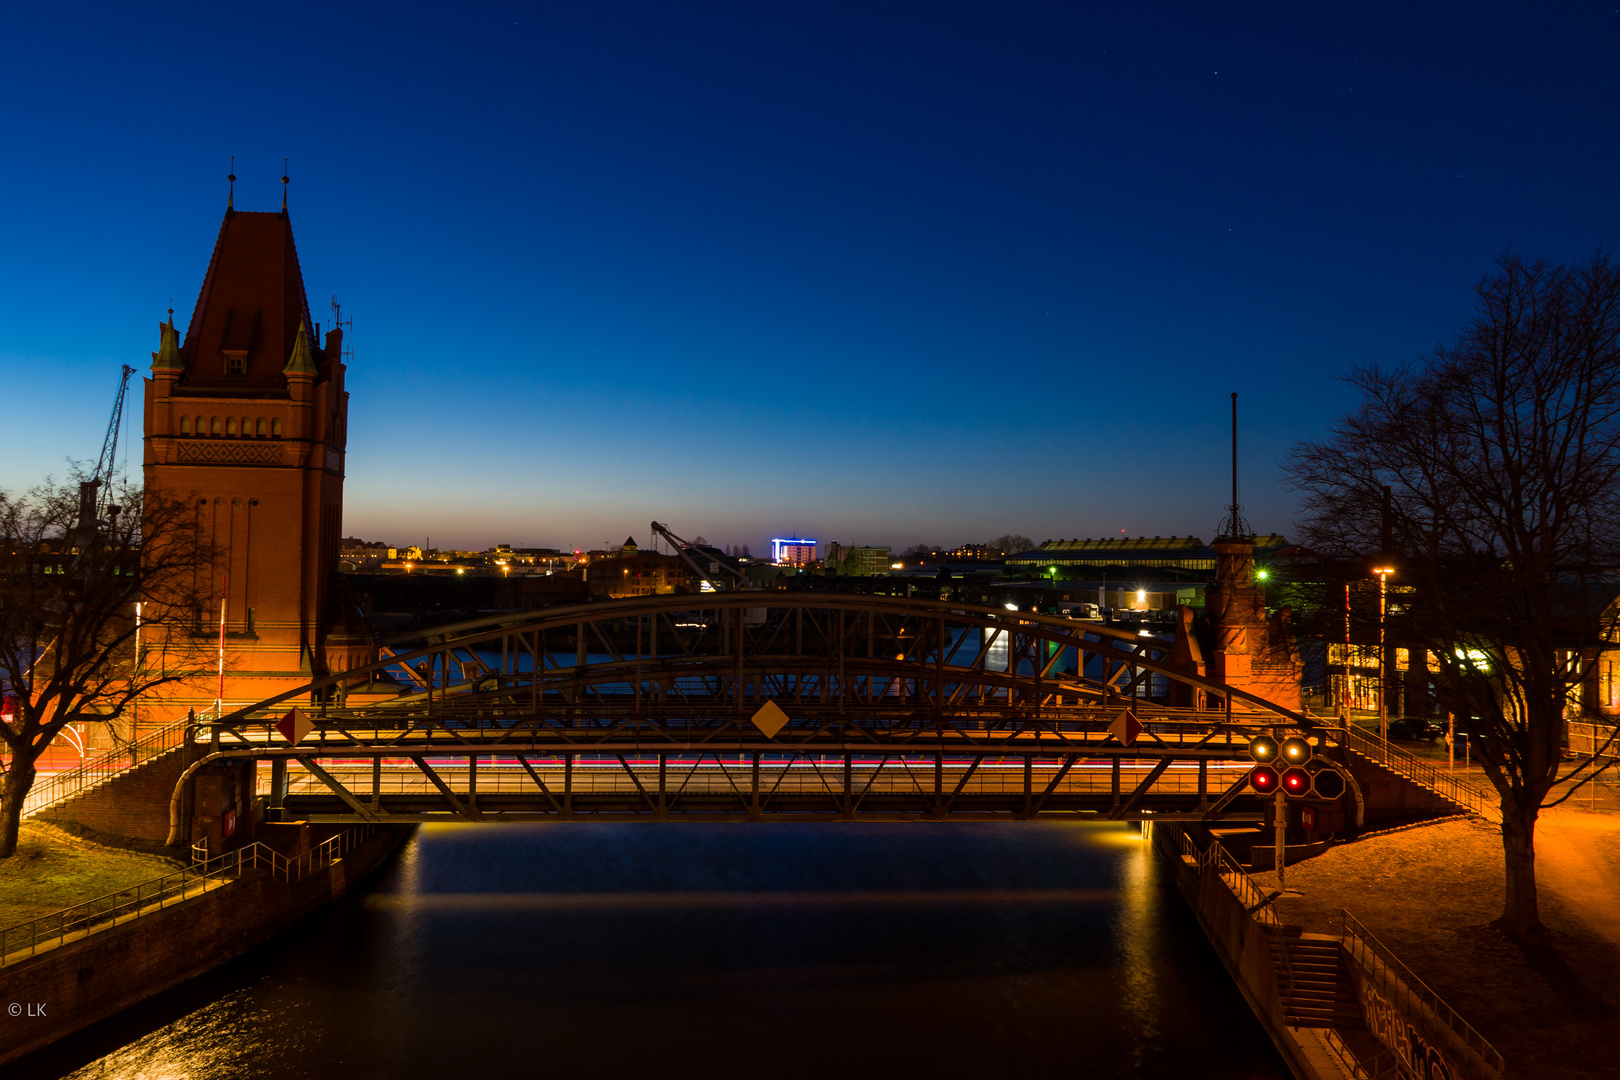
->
xmin=227 ymin=156 xmax=236 ymax=211
xmin=1216 ymin=391 xmax=1252 ymax=539
xmin=281 ymin=159 xmax=289 ymax=213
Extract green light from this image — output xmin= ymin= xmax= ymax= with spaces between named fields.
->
xmin=1256 ymin=569 xmax=1269 ymax=581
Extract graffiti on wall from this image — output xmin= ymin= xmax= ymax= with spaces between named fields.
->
xmin=1358 ymin=977 xmax=1461 ymax=1080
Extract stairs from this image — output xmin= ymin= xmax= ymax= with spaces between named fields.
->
xmin=1268 ymin=930 xmax=1362 ymax=1029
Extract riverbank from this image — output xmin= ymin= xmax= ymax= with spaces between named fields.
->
xmin=0 ymin=823 xmax=183 ymax=925
xmin=0 ymin=824 xmax=412 ymax=1068
xmin=1259 ymin=808 xmax=1620 ymax=1080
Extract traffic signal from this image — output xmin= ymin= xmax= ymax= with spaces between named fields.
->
xmin=1281 ymin=767 xmax=1311 ymax=796
xmin=1309 ymin=768 xmax=1346 ymax=800
xmin=1249 ymin=765 xmax=1280 ymax=794
xmin=1279 ymin=736 xmax=1311 ymax=765
xmin=1248 ymin=735 xmax=1279 ymax=764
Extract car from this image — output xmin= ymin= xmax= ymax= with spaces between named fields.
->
xmin=1388 ymin=718 xmax=1444 ymax=741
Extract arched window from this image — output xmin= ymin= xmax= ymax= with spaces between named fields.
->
xmin=210 ymin=416 xmax=221 ymax=436
xmin=226 ymin=417 xmax=238 ymax=436
xmin=180 ymin=415 xmax=192 ymax=435
xmin=271 ymin=418 xmax=283 ymax=438
xmin=241 ymin=416 xmax=251 ymax=436
xmin=256 ymin=417 xmax=267 ymax=437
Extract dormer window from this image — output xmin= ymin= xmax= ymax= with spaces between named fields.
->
xmin=223 ymin=350 xmax=248 ymax=377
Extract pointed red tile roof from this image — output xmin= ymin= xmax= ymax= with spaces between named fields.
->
xmin=178 ymin=208 xmax=316 ymax=389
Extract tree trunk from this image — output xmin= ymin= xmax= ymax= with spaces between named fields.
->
xmin=1499 ymin=797 xmax=1544 ymax=938
xmin=0 ymin=756 xmax=37 ymax=858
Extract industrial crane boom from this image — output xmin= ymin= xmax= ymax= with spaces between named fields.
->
xmin=92 ymin=364 xmax=137 ymax=520
xmin=649 ymin=521 xmax=752 ymax=592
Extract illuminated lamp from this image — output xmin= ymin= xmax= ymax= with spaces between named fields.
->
xmin=1310 ymin=769 xmax=1346 ymax=800
xmin=1248 ymin=766 xmax=1280 ymax=795
xmin=1279 ymin=735 xmax=1312 ymax=765
xmin=1281 ymin=767 xmax=1311 ymax=797
xmin=1247 ymin=735 xmax=1279 ymax=763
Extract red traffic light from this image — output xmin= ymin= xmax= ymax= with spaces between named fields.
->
xmin=1281 ymin=767 xmax=1311 ymax=796
xmin=1249 ymin=765 xmax=1280 ymax=794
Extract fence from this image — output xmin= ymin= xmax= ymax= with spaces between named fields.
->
xmin=1337 ymin=723 xmax=1498 ymax=821
xmin=0 ymin=824 xmax=376 ymax=967
xmin=1567 ymin=721 xmax=1620 ymax=763
xmin=1340 ymin=910 xmax=1505 ymax=1080
xmin=21 ymin=717 xmax=195 ymax=819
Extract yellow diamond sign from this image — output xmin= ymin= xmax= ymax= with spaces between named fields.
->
xmin=749 ymin=700 xmax=790 ymax=739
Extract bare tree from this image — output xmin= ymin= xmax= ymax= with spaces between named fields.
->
xmin=0 ymin=477 xmax=213 ymax=857
xmin=1286 ymin=253 xmax=1620 ymax=938
xmin=990 ymin=534 xmax=1034 ymax=556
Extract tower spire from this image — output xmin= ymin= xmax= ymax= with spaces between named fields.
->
xmin=281 ymin=159 xmax=289 ymax=213
xmin=227 ymin=156 xmax=236 ymax=211
xmin=1216 ymin=391 xmax=1252 ymax=539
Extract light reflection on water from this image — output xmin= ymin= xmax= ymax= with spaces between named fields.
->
xmin=35 ymin=823 xmax=1284 ymax=1080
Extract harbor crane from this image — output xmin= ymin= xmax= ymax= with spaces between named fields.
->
xmin=649 ymin=521 xmax=753 ymax=592
xmin=75 ymin=364 xmax=138 ymax=541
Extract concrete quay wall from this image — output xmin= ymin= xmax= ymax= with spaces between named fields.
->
xmin=0 ymin=825 xmax=411 ymax=1068
xmin=1151 ymin=826 xmax=1336 ymax=1080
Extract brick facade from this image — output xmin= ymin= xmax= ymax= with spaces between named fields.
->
xmin=140 ymin=202 xmax=360 ymax=723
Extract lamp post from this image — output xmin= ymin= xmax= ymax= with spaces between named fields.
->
xmin=1372 ymin=565 xmax=1396 ymax=742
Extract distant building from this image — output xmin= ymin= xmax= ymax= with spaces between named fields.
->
xmin=586 ymin=552 xmax=694 ymax=598
xmin=1005 ymin=535 xmax=1289 ymax=574
xmin=825 ymin=542 xmax=892 ymax=576
xmin=772 ymin=537 xmax=817 ymax=565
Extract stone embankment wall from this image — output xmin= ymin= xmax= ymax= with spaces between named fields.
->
xmin=0 ymin=825 xmax=411 ymax=1067
xmin=1151 ymin=826 xmax=1334 ymax=1080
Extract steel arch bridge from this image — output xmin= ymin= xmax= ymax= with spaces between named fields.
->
xmin=169 ymin=594 xmax=1321 ymax=839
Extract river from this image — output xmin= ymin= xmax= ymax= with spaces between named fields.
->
xmin=16 ymin=823 xmax=1286 ymax=1079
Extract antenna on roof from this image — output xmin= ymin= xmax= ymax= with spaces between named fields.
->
xmin=227 ymin=156 xmax=236 ymax=211
xmin=1216 ymin=392 xmax=1252 ymax=539
xmin=281 ymin=159 xmax=289 ymax=213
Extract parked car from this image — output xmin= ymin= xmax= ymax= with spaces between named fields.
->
xmin=1388 ymin=718 xmax=1444 ymax=741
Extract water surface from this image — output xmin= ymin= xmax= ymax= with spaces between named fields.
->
xmin=24 ymin=823 xmax=1285 ymax=1079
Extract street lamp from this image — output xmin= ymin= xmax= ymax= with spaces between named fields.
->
xmin=1372 ymin=565 xmax=1396 ymax=742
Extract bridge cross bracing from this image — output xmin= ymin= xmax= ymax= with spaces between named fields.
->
xmin=167 ymin=595 xmax=1323 ymax=838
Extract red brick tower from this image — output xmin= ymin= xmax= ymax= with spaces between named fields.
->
xmin=141 ymin=181 xmax=356 ymax=722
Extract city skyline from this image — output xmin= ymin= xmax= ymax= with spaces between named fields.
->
xmin=3 ymin=4 xmax=1617 ymax=552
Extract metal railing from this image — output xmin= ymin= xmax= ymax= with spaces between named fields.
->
xmin=1337 ymin=723 xmax=1498 ymax=821
xmin=1340 ymin=910 xmax=1504 ymax=1080
xmin=0 ymin=824 xmax=377 ymax=967
xmin=1172 ymin=827 xmax=1280 ymax=926
xmin=1568 ymin=720 xmax=1620 ymax=762
xmin=21 ymin=716 xmax=195 ymax=819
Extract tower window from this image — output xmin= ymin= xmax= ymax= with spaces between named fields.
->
xmin=180 ymin=415 xmax=192 ymax=435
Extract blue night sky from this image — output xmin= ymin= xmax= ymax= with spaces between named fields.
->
xmin=3 ymin=3 xmax=1617 ymax=554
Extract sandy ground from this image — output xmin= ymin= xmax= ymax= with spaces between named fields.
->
xmin=1257 ymin=808 xmax=1620 ymax=1080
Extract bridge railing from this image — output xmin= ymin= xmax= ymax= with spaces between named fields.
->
xmin=1335 ymin=723 xmax=1498 ymax=821
xmin=274 ymin=757 xmax=1256 ymax=802
xmin=212 ymin=704 xmax=1280 ymax=751
xmin=22 ymin=716 xmax=194 ymax=819
xmin=0 ymin=824 xmax=377 ymax=968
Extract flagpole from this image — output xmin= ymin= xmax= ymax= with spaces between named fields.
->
xmin=216 ymin=572 xmax=228 ymax=718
